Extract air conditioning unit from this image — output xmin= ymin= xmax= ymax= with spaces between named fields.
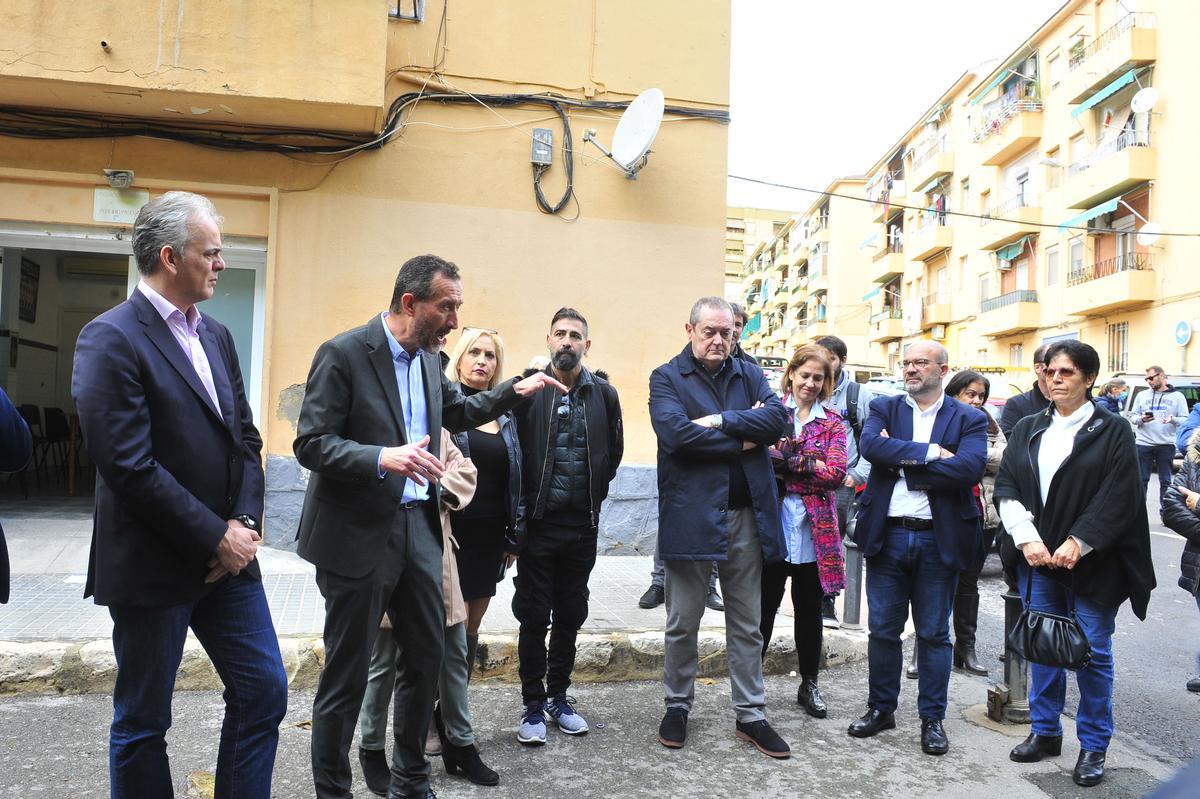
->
xmin=62 ymin=255 xmax=128 ymax=280
xmin=887 ymin=341 xmax=901 ymax=354
xmin=932 ymin=324 xmax=947 ymax=340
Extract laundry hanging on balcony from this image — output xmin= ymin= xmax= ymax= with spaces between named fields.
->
xmin=1057 ymin=198 xmax=1119 ymax=231
xmin=1071 ymin=69 xmax=1138 ymax=119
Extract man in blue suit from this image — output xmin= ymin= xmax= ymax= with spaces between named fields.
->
xmin=73 ymin=192 xmax=287 ymax=799
xmin=845 ymin=340 xmax=986 ymax=756
xmin=1 ymin=386 xmax=33 ymax=604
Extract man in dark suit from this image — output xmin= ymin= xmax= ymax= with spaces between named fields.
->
xmin=1 ymin=386 xmax=33 ymax=604
xmin=72 ymin=192 xmax=287 ymax=798
xmin=294 ymin=254 xmax=565 ymax=799
xmin=845 ymin=340 xmax=986 ymax=756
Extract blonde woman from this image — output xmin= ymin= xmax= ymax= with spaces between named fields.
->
xmin=444 ymin=328 xmax=525 ymax=673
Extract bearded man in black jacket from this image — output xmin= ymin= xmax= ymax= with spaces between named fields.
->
xmin=1000 ymin=344 xmax=1052 ymax=438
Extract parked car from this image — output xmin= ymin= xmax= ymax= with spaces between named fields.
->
xmin=1116 ymin=374 xmax=1200 ymax=415
xmin=758 ymin=356 xmax=787 ymax=394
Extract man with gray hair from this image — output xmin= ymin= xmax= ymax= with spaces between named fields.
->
xmin=846 ymin=340 xmax=987 ymax=756
xmin=649 ymin=296 xmax=791 ymax=758
xmin=72 ymin=191 xmax=288 ymax=797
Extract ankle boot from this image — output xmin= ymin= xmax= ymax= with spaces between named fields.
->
xmin=445 ymin=742 xmax=500 ymax=786
xmin=466 ymin=633 xmax=480 ymax=682
xmin=796 ymin=676 xmax=827 ymax=718
xmin=906 ymin=643 xmax=919 ymax=679
xmin=952 ymin=594 xmax=988 ymax=677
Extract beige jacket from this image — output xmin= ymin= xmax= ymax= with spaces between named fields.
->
xmin=438 ymin=429 xmax=476 ymax=627
xmin=379 ymin=429 xmax=477 ymax=630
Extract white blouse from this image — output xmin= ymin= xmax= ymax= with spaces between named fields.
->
xmin=998 ymin=400 xmax=1096 ymax=555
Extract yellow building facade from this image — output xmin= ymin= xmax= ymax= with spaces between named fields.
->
xmin=740 ymin=179 xmax=879 ymax=366
xmin=723 ymin=206 xmax=793 ymax=302
xmin=762 ymin=0 xmax=1198 ymax=392
xmin=0 ymin=1 xmax=732 ymax=549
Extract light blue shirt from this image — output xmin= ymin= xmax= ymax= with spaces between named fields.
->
xmin=780 ymin=398 xmax=825 ymax=565
xmin=380 ymin=312 xmax=430 ymax=502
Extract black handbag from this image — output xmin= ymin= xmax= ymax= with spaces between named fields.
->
xmin=1006 ymin=567 xmax=1092 ymax=671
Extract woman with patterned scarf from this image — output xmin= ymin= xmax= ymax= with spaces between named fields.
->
xmin=761 ymin=344 xmax=848 ymax=718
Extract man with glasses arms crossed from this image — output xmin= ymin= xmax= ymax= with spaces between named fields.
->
xmin=511 ymin=307 xmax=623 ymax=745
xmin=1129 ymin=365 xmax=1188 ymax=506
xmin=846 ymin=341 xmax=987 ymax=756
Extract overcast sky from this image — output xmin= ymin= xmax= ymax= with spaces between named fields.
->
xmin=727 ymin=0 xmax=1067 ymax=211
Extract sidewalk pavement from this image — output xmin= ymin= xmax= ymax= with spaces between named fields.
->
xmin=0 ymin=508 xmax=879 ymax=693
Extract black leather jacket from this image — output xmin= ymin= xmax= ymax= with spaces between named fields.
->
xmin=450 ymin=384 xmax=525 ymax=552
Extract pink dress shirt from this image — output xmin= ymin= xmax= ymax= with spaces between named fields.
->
xmin=136 ymin=282 xmax=221 ymax=413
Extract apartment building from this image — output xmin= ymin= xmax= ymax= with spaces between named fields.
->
xmin=724 ymin=207 xmax=793 ymax=302
xmin=740 ymin=178 xmax=876 ymax=364
xmin=833 ymin=0 xmax=1199 ymax=386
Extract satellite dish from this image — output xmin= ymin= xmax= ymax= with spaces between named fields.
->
xmin=1131 ymin=87 xmax=1159 ymax=114
xmin=582 ymin=88 xmax=665 ymax=179
xmin=1137 ymin=221 xmax=1162 ymax=247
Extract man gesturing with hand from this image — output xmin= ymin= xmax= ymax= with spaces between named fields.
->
xmin=295 ymin=254 xmax=564 ymax=799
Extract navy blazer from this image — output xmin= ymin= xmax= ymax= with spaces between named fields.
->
xmin=0 ymin=387 xmax=33 ymax=604
xmin=72 ymin=289 xmax=264 ymax=606
xmin=856 ymin=393 xmax=988 ymax=571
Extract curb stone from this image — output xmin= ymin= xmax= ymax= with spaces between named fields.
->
xmin=0 ymin=627 xmax=869 ymax=695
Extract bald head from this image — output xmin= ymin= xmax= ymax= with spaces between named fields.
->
xmin=901 ymin=340 xmax=950 ymax=402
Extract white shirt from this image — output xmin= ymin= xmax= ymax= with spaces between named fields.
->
xmin=885 ymin=392 xmax=945 ymax=519
xmin=780 ymin=398 xmax=823 ymax=565
xmin=136 ymin=281 xmax=221 ymax=413
xmin=998 ymin=401 xmax=1095 ymax=555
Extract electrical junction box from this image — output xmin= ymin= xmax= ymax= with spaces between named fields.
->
xmin=531 ymin=128 xmax=554 ymax=165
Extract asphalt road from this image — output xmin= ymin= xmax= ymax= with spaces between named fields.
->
xmin=971 ymin=495 xmax=1200 ymax=766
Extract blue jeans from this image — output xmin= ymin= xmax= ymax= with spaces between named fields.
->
xmin=868 ymin=525 xmax=950 ymax=719
xmin=1018 ymin=563 xmax=1118 ymax=753
xmin=865 ymin=526 xmax=957 ymax=719
xmin=1137 ymin=443 xmax=1175 ymax=506
xmin=108 ymin=575 xmax=288 ymax=799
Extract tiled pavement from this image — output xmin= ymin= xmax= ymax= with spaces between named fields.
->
xmin=1 ymin=494 xmax=807 ymax=641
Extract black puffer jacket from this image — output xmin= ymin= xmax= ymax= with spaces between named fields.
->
xmin=544 ymin=397 xmax=591 ymax=512
xmin=1162 ymin=429 xmax=1200 ymax=596
xmin=513 ymin=365 xmax=623 ymax=531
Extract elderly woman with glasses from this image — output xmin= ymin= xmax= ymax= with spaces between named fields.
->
xmin=994 ymin=340 xmax=1155 ymax=788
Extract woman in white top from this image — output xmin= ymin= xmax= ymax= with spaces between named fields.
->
xmin=992 ymin=340 xmax=1154 ymax=789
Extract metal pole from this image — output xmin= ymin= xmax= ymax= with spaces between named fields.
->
xmin=843 ymin=538 xmax=864 ymax=628
xmin=1001 ymin=585 xmax=1030 ymax=723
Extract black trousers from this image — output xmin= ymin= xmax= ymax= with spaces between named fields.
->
xmin=310 ymin=504 xmax=444 ymax=799
xmin=760 ymin=560 xmax=824 ymax=678
xmin=512 ymin=520 xmax=598 ymax=704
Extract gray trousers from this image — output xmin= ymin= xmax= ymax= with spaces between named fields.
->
xmin=651 ymin=555 xmax=719 ymax=593
xmin=311 ymin=505 xmax=444 ymax=799
xmin=359 ymin=622 xmax=474 ymax=750
xmin=662 ymin=508 xmax=766 ymax=723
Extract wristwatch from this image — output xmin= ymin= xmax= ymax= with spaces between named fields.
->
xmin=232 ymin=514 xmax=260 ymax=533
xmin=707 ymin=414 xmax=724 ymax=430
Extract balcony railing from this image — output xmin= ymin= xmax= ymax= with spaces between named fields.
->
xmin=972 ymin=99 xmax=1043 ymax=143
xmin=912 ymin=135 xmax=949 ymax=170
xmin=806 ymin=215 xmax=829 ymax=237
xmin=980 ymin=194 xmax=1034 ymax=226
xmin=924 ymin=292 xmax=951 ymax=307
xmin=914 ymin=213 xmax=949 ymax=232
xmin=1066 ymin=252 xmax=1153 ymax=286
xmin=1067 ymin=129 xmax=1152 ymax=177
xmin=981 ymin=289 xmax=1037 ymax=313
xmin=1068 ymin=13 xmax=1156 ymax=70
xmin=870 ymin=306 xmax=903 ymax=323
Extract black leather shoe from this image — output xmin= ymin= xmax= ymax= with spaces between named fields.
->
xmin=658 ymin=706 xmax=688 ymax=749
xmin=847 ymin=708 xmax=895 ymax=738
xmin=358 ymin=747 xmax=389 ymax=797
xmin=1073 ymin=750 xmax=1106 ymax=787
xmin=706 ymin=590 xmax=725 ymax=612
xmin=444 ymin=743 xmax=499 ymax=786
xmin=797 ymin=677 xmax=827 ymax=719
xmin=735 ymin=719 xmax=790 ymax=759
xmin=920 ymin=718 xmax=949 ymax=755
xmin=1009 ymin=733 xmax=1063 ymax=763
xmin=1188 ymin=676 xmax=1200 ymax=693
xmin=386 ymin=790 xmax=436 ymax=799
xmin=639 ymin=584 xmax=664 ymax=609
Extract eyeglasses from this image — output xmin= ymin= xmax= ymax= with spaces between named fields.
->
xmin=556 ymin=393 xmax=571 ymax=418
xmin=899 ymin=359 xmax=937 ymax=370
xmin=1145 ymin=373 xmax=1163 ymax=382
xmin=1044 ymin=367 xmax=1079 ymax=380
